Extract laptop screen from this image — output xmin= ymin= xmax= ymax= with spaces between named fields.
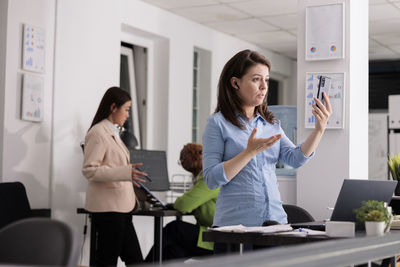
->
xmin=130 ymin=150 xmax=170 ymax=191
xmin=330 ymin=179 xmax=397 ymax=222
xmin=136 ymin=181 xmax=167 ymax=209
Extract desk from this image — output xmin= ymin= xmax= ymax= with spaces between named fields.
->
xmin=77 ymin=208 xmax=185 ymax=265
xmin=186 ymin=231 xmax=400 ymax=267
xmin=202 ymin=229 xmax=332 ymax=247
xmin=203 ymin=229 xmax=398 ymax=267
xmin=202 ymin=229 xmax=332 ymax=254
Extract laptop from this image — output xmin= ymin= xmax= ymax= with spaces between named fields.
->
xmin=136 ymin=181 xmax=170 ymax=210
xmin=291 ymin=179 xmax=397 ymax=231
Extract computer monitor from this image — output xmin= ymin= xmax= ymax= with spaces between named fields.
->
xmin=130 ymin=149 xmax=170 ymax=191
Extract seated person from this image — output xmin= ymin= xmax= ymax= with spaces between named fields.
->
xmin=145 ymin=143 xmax=219 ymax=261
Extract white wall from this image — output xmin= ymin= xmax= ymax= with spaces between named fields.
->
xmin=0 ymin=0 xmax=8 ymax=176
xmin=369 ymin=112 xmax=388 ymax=180
xmin=296 ymin=0 xmax=369 ymax=220
xmin=196 ymin=47 xmax=212 ymax=143
xmin=1 ymin=0 xmax=56 ymax=209
xmin=278 ymin=176 xmax=296 ymax=205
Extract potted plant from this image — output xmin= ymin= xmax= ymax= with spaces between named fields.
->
xmin=388 ymin=154 xmax=400 ymax=195
xmin=354 ymin=200 xmax=392 ymax=236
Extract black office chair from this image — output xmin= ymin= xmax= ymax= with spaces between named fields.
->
xmin=283 ymin=204 xmax=315 ymax=223
xmin=0 ymin=181 xmax=51 ymax=229
xmin=0 ymin=218 xmax=79 ymax=266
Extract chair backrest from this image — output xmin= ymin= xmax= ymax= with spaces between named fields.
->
xmin=0 ymin=218 xmax=79 ymax=266
xmin=283 ymin=204 xmax=315 ymax=223
xmin=0 ymin=182 xmax=32 ymax=229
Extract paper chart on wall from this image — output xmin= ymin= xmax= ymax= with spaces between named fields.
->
xmin=305 ymin=72 xmax=344 ymax=129
xmin=305 ymin=3 xmax=344 ymax=60
xmin=22 ymin=73 xmax=44 ymax=122
xmin=22 ymin=24 xmax=46 ymax=73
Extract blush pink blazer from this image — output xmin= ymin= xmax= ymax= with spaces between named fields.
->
xmin=82 ymin=119 xmax=135 ymax=212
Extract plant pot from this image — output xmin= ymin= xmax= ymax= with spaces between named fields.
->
xmin=395 ymin=181 xmax=400 ymax=196
xmin=365 ymin=221 xmax=385 ymax=236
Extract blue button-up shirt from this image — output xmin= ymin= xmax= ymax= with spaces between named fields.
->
xmin=202 ymin=112 xmax=313 ymax=227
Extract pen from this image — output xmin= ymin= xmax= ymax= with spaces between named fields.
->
xmin=136 ymin=167 xmax=152 ymax=182
xmin=298 ymin=228 xmax=309 ymax=234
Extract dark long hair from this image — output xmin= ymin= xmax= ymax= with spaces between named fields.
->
xmin=215 ymin=49 xmax=275 ymax=129
xmin=89 ymin=87 xmax=131 ymax=130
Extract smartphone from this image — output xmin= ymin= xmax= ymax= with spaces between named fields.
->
xmin=317 ymin=75 xmax=331 ymax=106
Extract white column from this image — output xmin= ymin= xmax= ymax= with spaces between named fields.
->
xmin=296 ymin=0 xmax=369 ymax=220
xmin=0 ymin=0 xmax=8 ymax=178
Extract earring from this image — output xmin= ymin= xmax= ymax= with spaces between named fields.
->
xmin=235 ymin=82 xmax=240 ymax=90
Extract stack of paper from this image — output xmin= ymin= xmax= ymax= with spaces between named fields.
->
xmin=210 ymin=224 xmax=293 ymax=233
xmin=391 ymin=219 xmax=400 ymax=230
xmin=277 ymin=228 xmax=326 ymax=236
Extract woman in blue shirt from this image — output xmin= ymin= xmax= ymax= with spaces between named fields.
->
xmin=202 ymin=50 xmax=332 ymax=250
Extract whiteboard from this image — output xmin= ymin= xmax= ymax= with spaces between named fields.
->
xmin=305 ymin=3 xmax=344 ymax=61
xmin=305 ymin=72 xmax=345 ymax=129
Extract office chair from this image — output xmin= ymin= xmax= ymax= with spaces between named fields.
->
xmin=283 ymin=204 xmax=315 ymax=223
xmin=0 ymin=181 xmax=51 ymax=229
xmin=0 ymin=218 xmax=79 ymax=266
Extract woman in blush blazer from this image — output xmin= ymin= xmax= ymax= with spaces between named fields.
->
xmin=82 ymin=86 xmax=147 ymax=267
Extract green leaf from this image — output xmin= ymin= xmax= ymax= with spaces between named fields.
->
xmin=353 ymin=200 xmax=391 ymax=224
xmin=388 ymin=154 xmax=400 ymax=180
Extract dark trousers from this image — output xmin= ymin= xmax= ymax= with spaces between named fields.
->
xmin=145 ymin=220 xmax=213 ymax=262
xmin=92 ymin=212 xmax=143 ymax=267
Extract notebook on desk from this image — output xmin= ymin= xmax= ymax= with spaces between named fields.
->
xmin=291 ymin=179 xmax=397 ymax=231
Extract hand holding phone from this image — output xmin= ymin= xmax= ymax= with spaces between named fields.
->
xmin=317 ymin=75 xmax=331 ymax=107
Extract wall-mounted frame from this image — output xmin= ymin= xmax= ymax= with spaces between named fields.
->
xmin=305 ymin=72 xmax=345 ymax=129
xmin=22 ymin=24 xmax=46 ymax=73
xmin=21 ymin=73 xmax=44 ymax=122
xmin=305 ymin=3 xmax=345 ymax=61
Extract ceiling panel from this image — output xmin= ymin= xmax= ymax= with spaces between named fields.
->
xmin=206 ymin=18 xmax=278 ymax=35
xmin=369 ymin=3 xmax=400 ymax=21
xmin=140 ymin=0 xmax=400 ymax=60
xmin=238 ymin=31 xmax=296 ymax=46
xmin=260 ymin=42 xmax=297 ymax=58
xmin=371 ymin=34 xmax=400 ymax=46
xmin=173 ymin=4 xmax=248 ymax=23
xmin=229 ymin=0 xmax=297 ymax=17
xmin=142 ymin=0 xmax=218 ymax=10
xmin=369 ymin=46 xmax=398 ymax=60
xmin=218 ymin=0 xmax=250 ymax=2
xmin=370 ymin=0 xmax=389 ymax=4
xmin=391 ymin=45 xmax=400 ymax=53
xmin=263 ymin=41 xmax=297 ymax=51
xmin=289 ymin=29 xmax=297 ymax=37
xmin=261 ymin=13 xmax=298 ymax=30
xmin=369 ymin=39 xmax=382 ymax=49
xmin=370 ymin=19 xmax=400 ymax=35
